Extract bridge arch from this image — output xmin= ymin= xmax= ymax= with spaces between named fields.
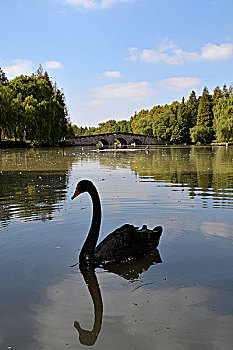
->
xmin=114 ymin=137 xmax=128 ymax=147
xmin=98 ymin=138 xmax=110 ymax=146
xmin=130 ymin=138 xmax=143 ymax=145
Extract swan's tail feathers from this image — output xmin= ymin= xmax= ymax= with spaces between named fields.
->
xmin=153 ymin=226 xmax=163 ymax=236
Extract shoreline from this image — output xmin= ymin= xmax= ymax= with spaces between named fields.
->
xmin=1 ymin=140 xmax=232 ymax=150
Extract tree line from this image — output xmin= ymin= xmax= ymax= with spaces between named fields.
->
xmin=0 ymin=66 xmax=70 ymax=145
xmin=1 ymin=64 xmax=233 ymax=145
xmin=71 ymin=118 xmax=132 ymax=136
xmin=72 ymin=84 xmax=233 ymax=144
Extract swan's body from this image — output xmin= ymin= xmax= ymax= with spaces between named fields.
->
xmin=72 ymin=180 xmax=162 ymax=266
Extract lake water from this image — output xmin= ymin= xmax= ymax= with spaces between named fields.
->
xmin=0 ymin=146 xmax=233 ymax=350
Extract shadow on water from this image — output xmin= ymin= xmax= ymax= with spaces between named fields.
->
xmin=74 ymin=249 xmax=162 ymax=346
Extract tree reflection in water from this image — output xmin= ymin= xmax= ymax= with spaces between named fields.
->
xmin=0 ymin=148 xmax=77 ymax=226
xmin=0 ymin=171 xmax=68 ymax=226
xmin=74 ymin=249 xmax=162 ymax=346
xmin=96 ymin=146 xmax=233 ymax=208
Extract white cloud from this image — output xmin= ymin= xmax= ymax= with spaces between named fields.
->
xmin=102 ymin=70 xmax=121 ymax=78
xmin=65 ymin=0 xmax=96 ymax=9
xmin=156 ymin=77 xmax=202 ymax=91
xmin=201 ymin=43 xmax=233 ymax=61
xmin=126 ymin=47 xmax=140 ymax=61
xmin=3 ymin=59 xmax=33 ymax=78
xmin=44 ymin=60 xmax=63 ymax=69
xmin=171 ymin=49 xmax=201 ymax=64
xmin=89 ymin=99 xmax=105 ymax=105
xmin=90 ymin=77 xmax=202 ymax=105
xmin=141 ymin=49 xmax=169 ymax=64
xmin=91 ymin=81 xmax=155 ymax=101
xmin=128 ymin=45 xmax=201 ymax=65
xmin=65 ymin=0 xmax=131 ymax=9
xmin=127 ymin=42 xmax=233 ymax=64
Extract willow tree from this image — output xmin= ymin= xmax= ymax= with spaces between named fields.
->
xmin=213 ymin=95 xmax=233 ymax=142
xmin=6 ymin=68 xmax=70 ymax=144
xmin=0 ymin=86 xmax=12 ymax=140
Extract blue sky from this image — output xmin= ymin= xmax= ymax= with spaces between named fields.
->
xmin=1 ymin=0 xmax=233 ymax=126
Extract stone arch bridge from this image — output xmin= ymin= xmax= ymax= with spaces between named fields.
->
xmin=66 ymin=132 xmax=161 ymax=147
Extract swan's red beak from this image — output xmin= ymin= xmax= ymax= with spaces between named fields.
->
xmin=71 ymin=187 xmax=79 ymax=200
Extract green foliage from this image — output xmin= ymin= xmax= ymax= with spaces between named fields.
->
xmin=213 ymin=86 xmax=222 ymax=105
xmin=71 ymin=125 xmax=97 ymax=136
xmin=131 ymin=109 xmax=149 ymax=133
xmin=186 ymin=90 xmax=198 ymax=126
xmin=134 ymin=115 xmax=154 ymax=135
xmin=3 ymin=65 xmax=233 ymax=145
xmin=0 ymin=85 xmax=14 ymax=140
xmin=73 ymin=81 xmax=233 ymax=144
xmin=171 ymin=99 xmax=192 ymax=144
xmin=190 ymin=125 xmax=212 ymax=144
xmin=0 ymin=68 xmax=8 ymax=86
xmin=213 ymin=94 xmax=233 ymax=142
xmin=96 ymin=119 xmax=118 ymax=133
xmin=216 ymin=117 xmax=233 ymax=142
xmin=69 ymin=81 xmax=233 ymax=144
xmin=0 ymin=66 xmax=69 ymax=145
xmin=153 ymin=110 xmax=177 ymax=143
xmin=130 ymin=105 xmax=170 ymax=134
xmin=72 ymin=119 xmax=131 ymax=136
xmin=222 ymin=83 xmax=229 ymax=99
xmin=197 ymin=87 xmax=213 ymax=128
xmin=115 ymin=119 xmax=132 ymax=133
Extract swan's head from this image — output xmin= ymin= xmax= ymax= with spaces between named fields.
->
xmin=71 ymin=180 xmax=94 ymax=200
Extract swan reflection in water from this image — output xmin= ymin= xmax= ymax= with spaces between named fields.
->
xmin=74 ymin=249 xmax=162 ymax=346
xmin=74 ymin=265 xmax=103 ymax=346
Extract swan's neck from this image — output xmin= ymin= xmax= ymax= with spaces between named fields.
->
xmin=79 ymin=186 xmax=101 ymax=265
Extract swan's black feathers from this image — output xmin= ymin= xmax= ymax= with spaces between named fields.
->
xmin=95 ymin=224 xmax=162 ymax=265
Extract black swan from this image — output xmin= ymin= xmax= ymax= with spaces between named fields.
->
xmin=71 ymin=179 xmax=162 ymax=266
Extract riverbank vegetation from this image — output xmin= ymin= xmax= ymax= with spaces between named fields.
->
xmin=71 ymin=84 xmax=233 ymax=144
xmin=1 ymin=65 xmax=233 ymax=145
xmin=0 ymin=66 xmax=70 ymax=146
